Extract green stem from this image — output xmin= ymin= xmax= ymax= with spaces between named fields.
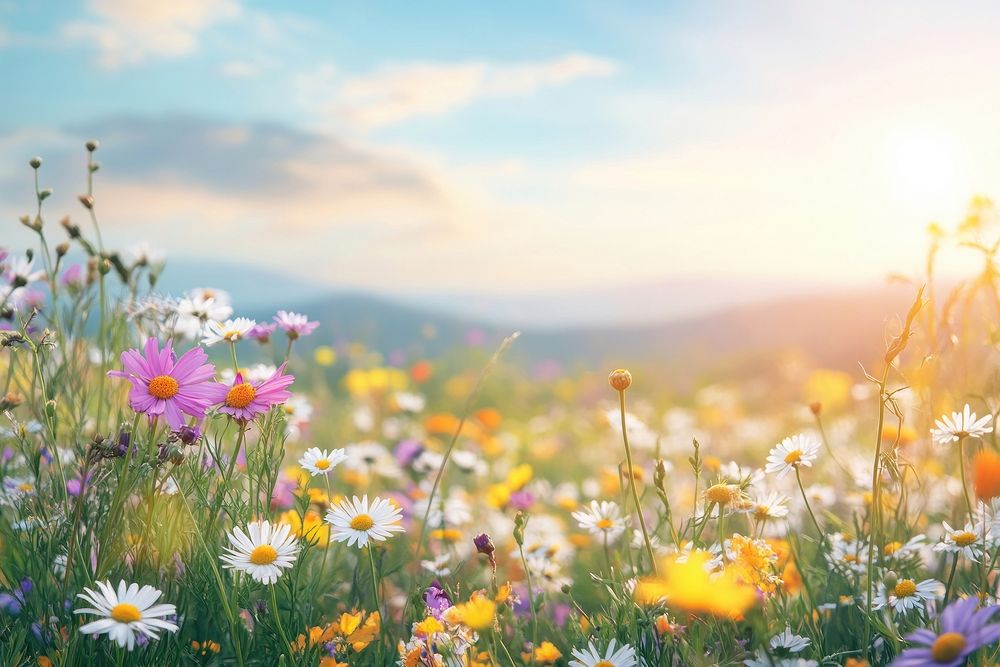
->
xmin=618 ymin=389 xmax=657 ymax=575
xmin=368 ymin=546 xmax=386 ymax=663
xmin=518 ymin=542 xmax=539 ymax=647
xmin=270 ymin=584 xmax=296 ymax=662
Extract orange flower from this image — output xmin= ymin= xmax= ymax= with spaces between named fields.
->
xmin=880 ymin=423 xmax=918 ymax=447
xmin=424 ymin=412 xmax=461 ymax=434
xmin=973 ymin=449 xmax=1000 ymax=501
xmin=475 ymin=407 xmax=502 ymax=430
xmin=410 ymin=360 xmax=432 ymax=384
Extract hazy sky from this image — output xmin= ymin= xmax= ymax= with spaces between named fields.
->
xmin=3 ymin=1 xmax=1000 ymax=297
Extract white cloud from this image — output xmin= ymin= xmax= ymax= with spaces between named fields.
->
xmin=322 ymin=53 xmax=617 ymax=129
xmin=61 ymin=0 xmax=240 ymax=68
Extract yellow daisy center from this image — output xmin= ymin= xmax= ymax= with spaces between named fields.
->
xmin=842 ymin=554 xmax=860 ymax=564
xmin=17 ymin=483 xmax=33 ymax=493
xmin=930 ymin=632 xmax=966 ymax=662
xmin=706 ymin=483 xmax=736 ymax=505
xmin=110 ymin=603 xmax=142 ymax=624
xmin=249 ymin=544 xmax=278 ymax=565
xmin=893 ymin=579 xmax=917 ymax=597
xmin=350 ymin=514 xmax=375 ymax=531
xmin=225 ymin=383 xmax=257 ymax=409
xmin=884 ymin=541 xmax=902 ymax=555
xmin=314 ymin=459 xmax=330 ymax=470
xmin=594 ymin=662 xmax=615 ymax=667
xmin=147 ymin=374 xmax=179 ymax=399
xmin=951 ymin=531 xmax=977 ymax=547
xmin=784 ymin=449 xmax=803 ymax=464
xmin=596 ymin=518 xmax=614 ymax=530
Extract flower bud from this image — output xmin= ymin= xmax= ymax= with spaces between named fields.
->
xmin=608 ymin=368 xmax=632 ymax=392
xmin=809 ymin=402 xmax=822 ymax=416
xmin=29 ymin=156 xmax=42 ymax=169
xmin=78 ymin=195 xmax=94 ymax=210
xmin=86 ymin=140 xmax=99 ymax=152
xmin=56 ymin=242 xmax=70 ymax=258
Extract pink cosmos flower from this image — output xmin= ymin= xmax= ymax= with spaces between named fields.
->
xmin=273 ymin=311 xmax=319 ymax=340
xmin=209 ymin=363 xmax=294 ymax=422
xmin=108 ymin=338 xmax=217 ymax=428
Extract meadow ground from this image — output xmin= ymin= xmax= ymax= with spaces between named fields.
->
xmin=2 ymin=145 xmax=1000 ymax=666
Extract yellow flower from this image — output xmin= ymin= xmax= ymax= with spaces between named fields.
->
xmin=429 ymin=528 xmax=463 ymax=543
xmin=313 ymin=346 xmax=337 ymax=367
xmin=635 ymin=551 xmax=757 ymax=618
xmin=451 ymin=592 xmax=496 ymax=630
xmin=279 ymin=509 xmax=330 ymax=547
xmin=413 ymin=615 xmax=444 ymax=638
xmin=506 ymin=464 xmax=533 ymax=490
xmin=495 ymin=582 xmax=514 ymax=605
xmin=726 ymin=534 xmax=780 ymax=595
xmin=487 ymin=484 xmax=512 ymax=508
xmin=533 ymin=641 xmax=562 ymax=663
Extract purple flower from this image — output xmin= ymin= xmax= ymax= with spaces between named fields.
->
xmin=894 ymin=597 xmax=1000 ymax=666
xmin=208 ymin=363 xmax=294 ymax=422
xmin=67 ymin=472 xmax=93 ymax=497
xmin=175 ymin=424 xmax=201 ymax=445
xmin=395 ymin=439 xmax=424 ymax=467
xmin=0 ymin=591 xmax=23 ymax=615
xmin=273 ymin=311 xmax=319 ymax=340
xmin=509 ymin=490 xmax=535 ymax=510
xmin=473 ymin=533 xmax=495 ymax=556
xmin=60 ymin=264 xmax=84 ymax=288
xmin=423 ymin=582 xmax=453 ymax=619
xmin=108 ymin=338 xmax=218 ymax=428
xmin=247 ymin=322 xmax=277 ymax=343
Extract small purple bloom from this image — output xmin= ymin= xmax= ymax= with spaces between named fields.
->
xmin=175 ymin=424 xmax=201 ymax=445
xmin=508 ymin=490 xmax=535 ymax=510
xmin=424 ymin=581 xmax=453 ymax=619
xmin=395 ymin=439 xmax=424 ymax=467
xmin=247 ymin=322 xmax=277 ymax=343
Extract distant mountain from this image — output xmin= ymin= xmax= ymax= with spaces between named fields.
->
xmin=264 ymin=282 xmax=920 ymax=380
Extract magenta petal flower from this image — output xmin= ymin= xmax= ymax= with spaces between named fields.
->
xmin=210 ymin=363 xmax=294 ymax=422
xmin=273 ymin=311 xmax=319 ymax=340
xmin=108 ymin=338 xmax=217 ymax=428
xmin=893 ymin=597 xmax=1000 ymax=666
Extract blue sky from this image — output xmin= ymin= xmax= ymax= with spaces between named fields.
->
xmin=3 ymin=1 xmax=1000 ymax=303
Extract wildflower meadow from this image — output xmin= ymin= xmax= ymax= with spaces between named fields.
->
xmin=4 ymin=145 xmax=1000 ymax=667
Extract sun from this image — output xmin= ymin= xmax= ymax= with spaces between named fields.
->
xmin=882 ymin=127 xmax=965 ymax=212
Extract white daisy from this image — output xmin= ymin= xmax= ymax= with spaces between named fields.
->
xmin=881 ymin=534 xmax=927 ymax=562
xmin=202 ymin=317 xmax=256 ymax=346
xmin=220 ymin=520 xmax=299 ymax=584
xmin=571 ymin=500 xmax=628 ymax=542
xmin=325 ymin=495 xmax=404 ymax=548
xmin=749 ymin=491 xmax=791 ymax=522
xmin=769 ymin=626 xmax=811 ymax=653
xmin=824 ymin=533 xmax=871 ymax=574
xmin=764 ymin=434 xmax=821 ymax=479
xmin=933 ymin=521 xmax=989 ymax=561
xmin=74 ymin=580 xmax=178 ymax=650
xmin=873 ymin=578 xmax=942 ymax=614
xmin=174 ymin=289 xmax=232 ymax=340
xmin=568 ymin=638 xmax=637 ymax=667
xmin=298 ymin=447 xmax=348 ymax=476
xmin=930 ymin=403 xmax=993 ymax=446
